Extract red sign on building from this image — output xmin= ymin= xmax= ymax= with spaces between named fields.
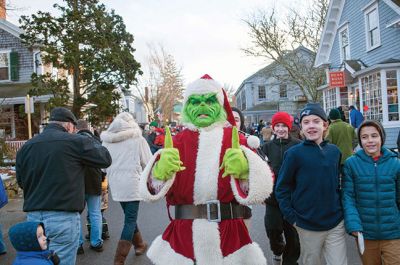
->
xmin=329 ymin=71 xmax=346 ymax=87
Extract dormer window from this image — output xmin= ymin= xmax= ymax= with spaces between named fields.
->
xmin=364 ymin=3 xmax=381 ymax=51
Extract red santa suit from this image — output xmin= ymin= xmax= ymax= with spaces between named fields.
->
xmin=140 ymin=121 xmax=273 ymax=265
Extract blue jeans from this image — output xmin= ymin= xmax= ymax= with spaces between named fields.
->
xmin=79 ymin=195 xmax=103 ymax=247
xmin=0 ymin=224 xmax=6 ymax=254
xmin=120 ymin=201 xmax=139 ymax=241
xmin=27 ymin=211 xmax=80 ymax=265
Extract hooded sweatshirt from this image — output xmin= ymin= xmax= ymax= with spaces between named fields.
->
xmin=9 ymin=222 xmax=56 ymax=265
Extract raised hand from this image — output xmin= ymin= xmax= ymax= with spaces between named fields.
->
xmin=220 ymin=127 xmax=249 ymax=180
xmin=153 ymin=126 xmax=185 ymax=181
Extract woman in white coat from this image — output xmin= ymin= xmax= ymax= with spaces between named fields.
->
xmin=101 ymin=112 xmax=152 ymax=265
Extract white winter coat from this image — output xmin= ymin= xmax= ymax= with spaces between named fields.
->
xmin=101 ymin=113 xmax=152 ymax=201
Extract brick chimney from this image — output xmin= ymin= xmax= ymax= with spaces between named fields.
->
xmin=0 ymin=0 xmax=5 ymax=20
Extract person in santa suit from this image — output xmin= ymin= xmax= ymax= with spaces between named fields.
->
xmin=140 ymin=74 xmax=273 ymax=265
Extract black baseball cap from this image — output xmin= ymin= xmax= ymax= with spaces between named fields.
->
xmin=49 ymin=107 xmax=78 ymax=125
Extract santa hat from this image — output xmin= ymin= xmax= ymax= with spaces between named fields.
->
xmin=184 ymin=74 xmax=224 ymax=105
xmin=272 ymin=112 xmax=293 ymax=130
xmin=184 ymin=74 xmax=236 ymax=127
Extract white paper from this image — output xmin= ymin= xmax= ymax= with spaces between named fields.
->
xmin=357 ymin=232 xmax=364 ymax=255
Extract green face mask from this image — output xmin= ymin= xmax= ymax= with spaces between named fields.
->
xmin=182 ymin=93 xmax=227 ymax=128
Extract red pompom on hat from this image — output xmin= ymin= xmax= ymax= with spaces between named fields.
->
xmin=271 ymin=111 xmax=293 ymax=130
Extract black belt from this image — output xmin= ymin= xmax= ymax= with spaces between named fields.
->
xmin=174 ymin=201 xmax=252 ymax=222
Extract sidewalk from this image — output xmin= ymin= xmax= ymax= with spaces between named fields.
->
xmin=0 ymin=197 xmax=25 ymax=265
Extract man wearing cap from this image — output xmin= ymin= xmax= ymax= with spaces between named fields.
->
xmin=275 ymin=103 xmax=347 ymax=265
xmin=16 ymin=107 xmax=112 ymax=265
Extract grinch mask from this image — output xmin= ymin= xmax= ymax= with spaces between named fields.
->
xmin=182 ymin=93 xmax=227 ymax=128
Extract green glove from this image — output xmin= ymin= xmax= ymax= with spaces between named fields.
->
xmin=220 ymin=127 xmax=249 ymax=180
xmin=153 ymin=126 xmax=185 ymax=181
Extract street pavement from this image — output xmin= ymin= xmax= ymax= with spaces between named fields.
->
xmin=0 ymin=196 xmax=362 ymax=265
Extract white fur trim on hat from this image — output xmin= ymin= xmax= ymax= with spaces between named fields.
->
xmin=183 ymin=76 xmax=224 ymax=105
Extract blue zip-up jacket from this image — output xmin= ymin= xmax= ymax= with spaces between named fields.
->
xmin=342 ymin=148 xmax=400 ymax=240
xmin=275 ymin=140 xmax=343 ymax=231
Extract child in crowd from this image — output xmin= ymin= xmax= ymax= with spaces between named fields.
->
xmin=275 ymin=103 xmax=347 ymax=265
xmin=342 ymin=120 xmax=400 ymax=265
xmin=262 ymin=111 xmax=301 ymax=265
xmin=9 ymin=221 xmax=59 ymax=265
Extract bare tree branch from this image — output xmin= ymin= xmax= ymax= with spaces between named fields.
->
xmin=242 ymin=0 xmax=328 ymax=102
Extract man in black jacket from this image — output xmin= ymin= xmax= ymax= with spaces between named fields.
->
xmin=16 ymin=107 xmax=112 ymax=265
xmin=76 ymin=119 xmax=105 ymax=253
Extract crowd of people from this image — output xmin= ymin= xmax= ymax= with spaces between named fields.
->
xmin=0 ymin=96 xmax=399 ymax=265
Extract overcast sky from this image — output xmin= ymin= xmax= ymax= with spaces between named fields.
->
xmin=7 ymin=0 xmax=307 ymax=89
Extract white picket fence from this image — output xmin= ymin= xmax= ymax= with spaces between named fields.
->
xmin=5 ymin=140 xmax=27 ymax=158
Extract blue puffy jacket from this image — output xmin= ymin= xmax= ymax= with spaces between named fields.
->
xmin=342 ymin=148 xmax=400 ymax=240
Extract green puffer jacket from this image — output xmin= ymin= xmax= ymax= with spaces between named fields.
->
xmin=342 ymin=148 xmax=400 ymax=240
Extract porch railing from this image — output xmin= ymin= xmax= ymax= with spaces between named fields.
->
xmin=4 ymin=140 xmax=27 ymax=159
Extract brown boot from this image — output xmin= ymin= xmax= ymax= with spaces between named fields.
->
xmin=114 ymin=240 xmax=132 ymax=265
xmin=132 ymin=231 xmax=148 ymax=256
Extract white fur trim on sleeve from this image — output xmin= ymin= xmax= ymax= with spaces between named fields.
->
xmin=139 ymin=149 xmax=175 ymax=202
xmin=147 ymin=235 xmax=194 ymax=265
xmin=230 ymin=146 xmax=273 ymax=205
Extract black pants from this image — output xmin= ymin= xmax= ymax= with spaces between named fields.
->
xmin=264 ymin=204 xmax=300 ymax=265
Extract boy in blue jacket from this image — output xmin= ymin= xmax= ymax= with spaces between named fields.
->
xmin=342 ymin=120 xmax=400 ymax=264
xmin=275 ymin=103 xmax=347 ymax=265
xmin=8 ymin=221 xmax=59 ymax=265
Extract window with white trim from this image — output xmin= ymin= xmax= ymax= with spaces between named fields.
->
xmin=240 ymin=89 xmax=246 ymax=110
xmin=386 ymin=70 xmax=399 ymax=121
xmin=339 ymin=25 xmax=350 ymax=61
xmin=364 ymin=4 xmax=380 ymax=50
xmin=258 ymin=85 xmax=266 ymax=100
xmin=34 ymin=52 xmax=43 ymax=75
xmin=361 ymin=72 xmax=382 ymax=121
xmin=0 ymin=52 xmax=9 ymax=81
xmin=324 ymin=88 xmax=337 ymax=112
xmin=279 ymin=84 xmax=287 ymax=98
